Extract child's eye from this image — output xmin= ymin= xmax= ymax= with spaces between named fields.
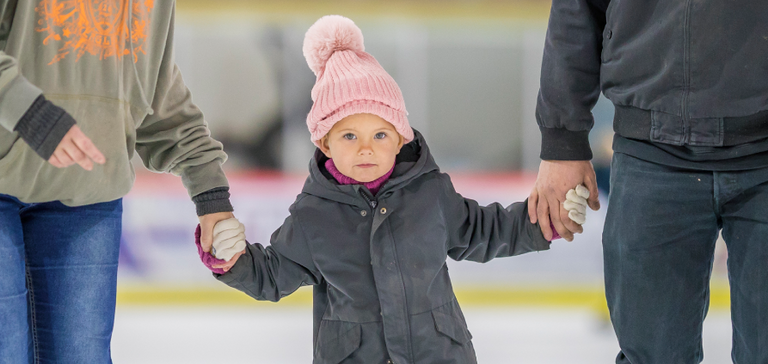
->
xmin=343 ymin=133 xmax=356 ymax=140
xmin=374 ymin=132 xmax=387 ymax=139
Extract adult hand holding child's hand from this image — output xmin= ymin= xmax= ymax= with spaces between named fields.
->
xmin=529 ymin=160 xmax=600 ymax=241
xmin=196 ymin=213 xmax=246 ymax=273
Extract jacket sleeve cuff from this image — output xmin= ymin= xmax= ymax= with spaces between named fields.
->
xmin=214 ymin=247 xmax=253 ymax=284
xmin=539 ymin=127 xmax=593 ymax=161
xmin=14 ymin=95 xmax=76 ymax=160
xmin=192 ymin=187 xmax=234 ymax=216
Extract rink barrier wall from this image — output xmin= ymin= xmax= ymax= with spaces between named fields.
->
xmin=116 ymin=283 xmax=732 ymax=311
xmin=176 ymin=0 xmax=552 ymax=22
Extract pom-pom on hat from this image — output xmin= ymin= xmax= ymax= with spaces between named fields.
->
xmin=303 ymin=15 xmax=413 ymax=147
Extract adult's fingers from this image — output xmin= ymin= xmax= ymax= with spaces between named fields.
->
xmin=53 ymin=148 xmax=75 ymax=168
xmin=48 ymin=154 xmax=64 ymax=168
xmin=536 ymin=196 xmax=553 ymax=241
xmin=198 ymin=212 xmax=236 ymax=253
xmin=584 ymin=177 xmax=601 ymax=211
xmin=199 ymin=221 xmax=214 ymax=253
xmin=528 ymin=188 xmax=539 ymax=224
xmin=62 ymin=141 xmax=93 ymax=171
xmin=70 ymin=127 xmax=105 ymax=165
xmin=548 ymin=195 xmax=574 ymax=241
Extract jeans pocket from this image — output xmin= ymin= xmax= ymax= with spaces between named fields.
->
xmin=431 ymin=301 xmax=472 ymax=345
xmin=314 ymin=320 xmax=362 ymax=364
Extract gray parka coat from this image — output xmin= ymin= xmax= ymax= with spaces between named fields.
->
xmin=217 ymin=131 xmax=550 ymax=364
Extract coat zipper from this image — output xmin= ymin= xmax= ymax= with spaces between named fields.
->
xmin=360 ymin=191 xmax=377 ymax=209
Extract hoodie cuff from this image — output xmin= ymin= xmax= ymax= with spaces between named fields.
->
xmin=539 ymin=127 xmax=593 ymax=161
xmin=192 ymin=187 xmax=234 ymax=216
xmin=14 ymin=95 xmax=76 ymax=161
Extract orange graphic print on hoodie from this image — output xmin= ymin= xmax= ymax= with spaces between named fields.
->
xmin=35 ymin=0 xmax=154 ymax=65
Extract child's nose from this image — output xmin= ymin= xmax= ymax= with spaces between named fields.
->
xmin=358 ymin=144 xmax=373 ymax=155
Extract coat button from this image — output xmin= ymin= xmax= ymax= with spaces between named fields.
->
xmin=606 ymin=29 xmax=612 ymax=39
xmin=361 ymin=210 xmax=367 ymax=216
xmin=380 ymin=207 xmax=387 ymax=214
xmin=387 ymin=360 xmax=393 ymax=364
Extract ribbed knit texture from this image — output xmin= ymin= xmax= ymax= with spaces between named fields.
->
xmin=325 ymin=158 xmax=394 ymax=196
xmin=192 ymin=187 xmax=234 ymax=216
xmin=303 ymin=16 xmax=413 ymax=147
xmin=14 ymin=95 xmax=76 ymax=160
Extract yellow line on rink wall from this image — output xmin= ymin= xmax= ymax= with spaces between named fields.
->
xmin=117 ymin=282 xmax=731 ymax=311
xmin=176 ymin=0 xmax=551 ymax=21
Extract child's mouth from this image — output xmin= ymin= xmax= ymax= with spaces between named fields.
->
xmin=356 ymin=164 xmax=376 ymax=168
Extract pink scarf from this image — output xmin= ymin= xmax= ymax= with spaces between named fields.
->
xmin=325 ymin=159 xmax=394 ymax=196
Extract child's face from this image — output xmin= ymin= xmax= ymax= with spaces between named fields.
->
xmin=320 ymin=113 xmax=404 ymax=183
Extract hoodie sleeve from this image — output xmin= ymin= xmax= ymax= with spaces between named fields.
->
xmin=0 ymin=52 xmax=43 ymax=133
xmin=0 ymin=49 xmax=80 ymax=161
xmin=215 ymin=200 xmax=323 ymax=302
xmin=536 ymin=0 xmax=610 ymax=161
xmin=134 ymin=7 xmax=230 ymax=209
xmin=440 ymin=174 xmax=550 ymax=263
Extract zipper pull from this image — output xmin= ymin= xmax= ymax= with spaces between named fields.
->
xmin=360 ymin=190 xmax=378 ymax=209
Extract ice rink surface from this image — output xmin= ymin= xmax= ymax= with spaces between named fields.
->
xmin=112 ymin=306 xmax=733 ymax=364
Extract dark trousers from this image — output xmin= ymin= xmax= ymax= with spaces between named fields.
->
xmin=604 ymin=152 xmax=768 ymax=364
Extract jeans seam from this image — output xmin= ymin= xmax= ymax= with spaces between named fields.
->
xmin=26 ymin=265 xmax=39 ymax=364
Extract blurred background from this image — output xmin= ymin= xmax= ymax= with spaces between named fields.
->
xmin=114 ymin=1 xmax=732 ymax=362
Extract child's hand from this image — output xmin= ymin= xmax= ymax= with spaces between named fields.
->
xmin=563 ymin=184 xmax=590 ymax=225
xmin=211 ymin=218 xmax=247 ymax=261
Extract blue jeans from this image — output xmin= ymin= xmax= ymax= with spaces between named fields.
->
xmin=604 ymin=153 xmax=768 ymax=364
xmin=0 ymin=195 xmax=122 ymax=364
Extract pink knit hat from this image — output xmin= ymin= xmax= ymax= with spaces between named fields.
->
xmin=303 ymin=15 xmax=414 ymax=148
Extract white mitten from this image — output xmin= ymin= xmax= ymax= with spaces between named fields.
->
xmin=563 ymin=184 xmax=590 ymax=225
xmin=211 ymin=218 xmax=247 ymax=261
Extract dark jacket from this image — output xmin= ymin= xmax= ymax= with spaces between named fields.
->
xmin=536 ymin=0 xmax=768 ymax=160
xmin=216 ymin=131 xmax=550 ymax=364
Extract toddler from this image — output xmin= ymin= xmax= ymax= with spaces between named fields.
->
xmin=196 ymin=15 xmax=589 ymax=364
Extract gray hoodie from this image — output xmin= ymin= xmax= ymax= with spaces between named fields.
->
xmin=217 ymin=131 xmax=550 ymax=364
xmin=0 ymin=0 xmax=229 ymax=210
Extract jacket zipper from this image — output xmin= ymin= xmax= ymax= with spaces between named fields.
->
xmin=360 ymin=191 xmax=377 ymax=209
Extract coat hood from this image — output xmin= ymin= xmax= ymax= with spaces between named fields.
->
xmin=302 ymin=129 xmax=439 ymax=206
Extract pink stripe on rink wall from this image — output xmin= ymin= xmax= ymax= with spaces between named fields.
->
xmin=127 ymin=170 xmax=537 ymax=201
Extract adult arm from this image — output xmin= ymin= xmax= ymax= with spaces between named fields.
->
xmin=530 ymin=0 xmax=609 ymax=240
xmin=0 ymin=52 xmax=103 ymax=169
xmin=134 ymin=7 xmax=234 ymax=253
xmin=440 ymin=174 xmax=551 ymax=263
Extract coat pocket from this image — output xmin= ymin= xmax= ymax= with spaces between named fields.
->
xmin=431 ymin=301 xmax=473 ymax=345
xmin=314 ymin=320 xmax=362 ymax=364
